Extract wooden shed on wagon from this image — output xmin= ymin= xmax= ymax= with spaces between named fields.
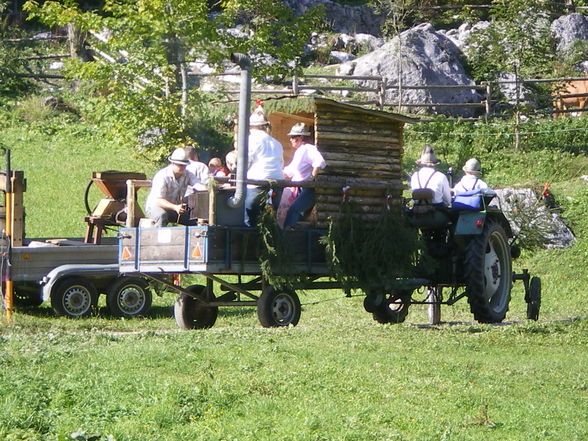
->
xmin=263 ymin=97 xmax=418 ymax=229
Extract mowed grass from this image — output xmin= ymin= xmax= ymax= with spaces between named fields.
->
xmin=1 ymin=105 xmax=587 ymax=440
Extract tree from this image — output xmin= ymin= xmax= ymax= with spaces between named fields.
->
xmin=23 ymin=0 xmax=323 ymax=161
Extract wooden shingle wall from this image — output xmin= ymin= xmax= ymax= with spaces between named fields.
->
xmin=312 ymin=99 xmax=406 ymax=228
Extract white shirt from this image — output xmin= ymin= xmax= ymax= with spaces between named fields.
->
xmin=284 ymin=143 xmax=326 ymax=182
xmin=410 ymin=166 xmax=452 ymax=206
xmin=453 ymin=174 xmax=488 ymax=194
xmin=146 ymin=165 xmax=198 ymax=210
xmin=186 ymin=160 xmax=209 ymax=190
xmin=247 ymin=129 xmax=284 ymax=181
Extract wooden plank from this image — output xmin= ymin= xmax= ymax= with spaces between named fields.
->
xmin=316 ymin=123 xmax=400 ymax=137
xmin=322 ymin=152 xmax=401 ymax=166
xmin=317 ymin=131 xmax=400 ymax=143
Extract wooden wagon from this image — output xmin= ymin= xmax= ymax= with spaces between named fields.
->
xmin=119 ymin=98 xmax=418 ymax=328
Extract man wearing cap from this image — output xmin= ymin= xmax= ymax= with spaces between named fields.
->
xmin=245 ymin=105 xmax=284 ymax=227
xmin=453 ymin=158 xmax=488 ymax=194
xmin=282 ymin=122 xmax=326 ymax=229
xmin=145 ymin=147 xmax=200 ymax=227
xmin=410 ymin=144 xmax=452 ymax=207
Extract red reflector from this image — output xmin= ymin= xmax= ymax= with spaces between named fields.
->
xmin=476 ymin=219 xmax=484 ymax=228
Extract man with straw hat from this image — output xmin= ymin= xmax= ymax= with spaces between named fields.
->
xmin=410 ymin=144 xmax=451 ymax=207
xmin=245 ymin=103 xmax=284 ymax=226
xmin=145 ymin=147 xmax=200 ymax=227
xmin=453 ymin=158 xmax=488 ymax=194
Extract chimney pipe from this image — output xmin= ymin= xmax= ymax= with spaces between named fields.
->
xmin=227 ymin=53 xmax=251 ymax=209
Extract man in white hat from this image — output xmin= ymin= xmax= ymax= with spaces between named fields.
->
xmin=410 ymin=144 xmax=451 ymax=207
xmin=245 ymin=105 xmax=284 ymax=226
xmin=145 ymin=147 xmax=200 ymax=227
xmin=453 ymin=158 xmax=488 ymax=194
xmin=282 ymin=122 xmax=326 ymax=229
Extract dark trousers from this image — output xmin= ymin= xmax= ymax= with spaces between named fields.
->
xmin=244 ymin=187 xmax=283 ymax=227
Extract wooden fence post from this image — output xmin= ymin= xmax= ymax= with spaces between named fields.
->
xmin=485 ymin=82 xmax=492 ymax=119
xmin=379 ymin=76 xmax=387 ymax=109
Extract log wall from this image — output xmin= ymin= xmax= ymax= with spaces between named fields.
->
xmin=312 ymin=100 xmax=405 ymax=226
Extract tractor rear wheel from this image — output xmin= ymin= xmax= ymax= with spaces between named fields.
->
xmin=465 ymin=220 xmax=512 ymax=323
xmin=174 ymin=285 xmax=218 ymax=329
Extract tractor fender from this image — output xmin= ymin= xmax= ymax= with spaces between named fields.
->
xmin=41 ymin=264 xmax=120 ymax=302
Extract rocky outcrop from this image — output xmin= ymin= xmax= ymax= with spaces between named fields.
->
xmin=551 ymin=13 xmax=588 ymax=53
xmin=284 ymin=0 xmax=384 ymax=36
xmin=340 ymin=23 xmax=482 ymax=117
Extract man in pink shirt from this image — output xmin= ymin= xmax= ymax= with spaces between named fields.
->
xmin=283 ymin=123 xmax=326 ymax=229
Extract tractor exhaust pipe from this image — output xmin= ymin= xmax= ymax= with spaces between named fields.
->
xmin=227 ymin=53 xmax=251 ymax=209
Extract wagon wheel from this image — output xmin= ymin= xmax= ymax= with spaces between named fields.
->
xmin=50 ymin=277 xmax=98 ymax=318
xmin=107 ymin=277 xmax=152 ymax=318
xmin=257 ymin=286 xmax=301 ymax=328
xmin=174 ymin=284 xmax=218 ymax=329
xmin=372 ymin=291 xmax=411 ymax=324
xmin=526 ymin=276 xmax=541 ymax=321
xmin=464 ymin=220 xmax=513 ymax=323
xmin=427 ymin=286 xmax=442 ymax=325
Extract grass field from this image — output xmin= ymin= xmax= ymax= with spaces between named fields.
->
xmin=0 ymin=103 xmax=587 ymax=440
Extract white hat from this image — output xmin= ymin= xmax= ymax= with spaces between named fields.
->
xmin=288 ymin=122 xmax=310 ymax=137
xmin=249 ymin=105 xmax=268 ymax=126
xmin=168 ymin=147 xmax=189 ymax=165
xmin=416 ymin=144 xmax=440 ymax=166
xmin=463 ymin=158 xmax=482 ymax=175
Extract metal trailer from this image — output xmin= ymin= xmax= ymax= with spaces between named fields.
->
xmin=1 ymin=168 xmax=153 ymax=318
xmin=116 ymin=190 xmax=541 ymax=329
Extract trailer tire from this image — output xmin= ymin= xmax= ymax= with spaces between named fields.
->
xmin=51 ymin=277 xmax=98 ymax=318
xmin=465 ymin=220 xmax=512 ymax=323
xmin=257 ymin=287 xmax=301 ymax=327
xmin=174 ymin=285 xmax=218 ymax=329
xmin=107 ymin=277 xmax=152 ymax=318
xmin=372 ymin=291 xmax=411 ymax=324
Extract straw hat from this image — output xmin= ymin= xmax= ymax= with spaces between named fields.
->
xmin=168 ymin=147 xmax=190 ymax=166
xmin=288 ymin=122 xmax=311 ymax=137
xmin=416 ymin=144 xmax=440 ymax=166
xmin=249 ymin=105 xmax=269 ymax=126
xmin=463 ymin=158 xmax=482 ymax=175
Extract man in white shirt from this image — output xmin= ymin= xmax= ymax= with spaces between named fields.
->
xmin=145 ymin=148 xmax=200 ymax=227
xmin=282 ymin=123 xmax=326 ymax=229
xmin=410 ymin=144 xmax=451 ymax=207
xmin=184 ymin=145 xmax=209 ymax=191
xmin=453 ymin=158 xmax=488 ymax=194
xmin=244 ymin=106 xmax=284 ymax=226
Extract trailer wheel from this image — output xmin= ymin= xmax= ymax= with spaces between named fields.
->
xmin=427 ymin=286 xmax=442 ymax=325
xmin=50 ymin=277 xmax=98 ymax=318
xmin=107 ymin=277 xmax=152 ymax=318
xmin=257 ymin=287 xmax=301 ymax=327
xmin=373 ymin=291 xmax=411 ymax=324
xmin=526 ymin=277 xmax=541 ymax=321
xmin=465 ymin=220 xmax=512 ymax=323
xmin=174 ymin=284 xmax=218 ymax=329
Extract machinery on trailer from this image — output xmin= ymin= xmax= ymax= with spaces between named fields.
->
xmin=1 ymin=167 xmax=152 ymax=318
xmin=116 ymin=54 xmax=541 ymax=328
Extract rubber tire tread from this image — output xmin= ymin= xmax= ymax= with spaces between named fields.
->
xmin=50 ymin=277 xmax=98 ymax=318
xmin=257 ymin=287 xmax=301 ymax=327
xmin=464 ymin=220 xmax=512 ymax=323
xmin=107 ymin=277 xmax=152 ymax=318
xmin=174 ymin=285 xmax=218 ymax=329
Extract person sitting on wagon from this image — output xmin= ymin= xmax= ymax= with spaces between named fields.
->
xmin=184 ymin=145 xmax=209 ymax=191
xmin=282 ymin=123 xmax=326 ymax=229
xmin=145 ymin=147 xmax=200 ymax=227
xmin=453 ymin=158 xmax=488 ymax=194
xmin=410 ymin=144 xmax=451 ymax=207
xmin=244 ymin=105 xmax=284 ymax=227
xmin=208 ymin=157 xmax=229 ymax=177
